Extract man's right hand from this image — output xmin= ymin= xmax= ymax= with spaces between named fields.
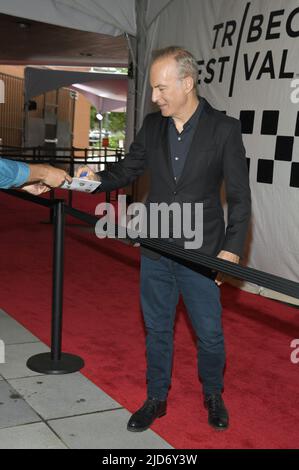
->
xmin=75 ymin=165 xmax=100 ymax=181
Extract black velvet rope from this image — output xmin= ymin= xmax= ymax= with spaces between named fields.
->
xmin=1 ymin=189 xmax=59 ymax=207
xmin=64 ymin=205 xmax=299 ymax=301
xmin=2 ymin=191 xmax=298 ymax=302
xmin=138 ymin=238 xmax=299 ymax=300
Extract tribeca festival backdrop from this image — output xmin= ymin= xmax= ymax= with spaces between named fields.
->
xmin=139 ymin=0 xmax=299 ymax=301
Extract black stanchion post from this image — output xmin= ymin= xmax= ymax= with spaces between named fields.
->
xmin=27 ymin=199 xmax=84 ymax=374
xmin=40 ymin=190 xmax=55 ymax=225
xmin=49 ymin=189 xmax=55 ymax=223
xmin=51 ymin=200 xmax=64 ymax=361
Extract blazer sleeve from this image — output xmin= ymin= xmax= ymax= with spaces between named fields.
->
xmin=94 ymin=115 xmax=149 ymax=193
xmin=221 ymin=120 xmax=251 ymax=258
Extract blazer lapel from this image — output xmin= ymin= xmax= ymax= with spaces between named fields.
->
xmin=160 ymin=116 xmax=176 ymax=183
xmin=176 ymin=101 xmax=215 ymax=189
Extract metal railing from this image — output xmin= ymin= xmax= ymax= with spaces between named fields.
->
xmin=0 ymin=144 xmax=124 ymax=167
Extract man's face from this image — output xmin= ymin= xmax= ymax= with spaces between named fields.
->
xmin=150 ymin=57 xmax=188 ymax=117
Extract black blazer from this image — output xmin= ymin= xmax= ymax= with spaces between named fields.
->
xmin=96 ymin=97 xmax=251 ymax=261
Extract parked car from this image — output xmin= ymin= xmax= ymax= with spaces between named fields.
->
xmin=89 ymin=129 xmax=100 ymax=140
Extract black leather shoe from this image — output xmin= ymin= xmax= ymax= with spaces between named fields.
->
xmin=127 ymin=398 xmax=167 ymax=432
xmin=204 ymin=393 xmax=229 ymax=431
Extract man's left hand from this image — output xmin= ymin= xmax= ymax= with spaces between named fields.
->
xmin=214 ymin=250 xmax=240 ymax=286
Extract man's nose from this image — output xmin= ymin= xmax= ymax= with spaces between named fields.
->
xmin=152 ymin=88 xmax=159 ymax=103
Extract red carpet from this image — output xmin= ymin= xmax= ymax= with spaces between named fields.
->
xmin=1 ymin=190 xmax=299 ymax=449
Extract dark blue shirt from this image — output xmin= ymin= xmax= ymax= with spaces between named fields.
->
xmin=168 ymin=97 xmax=205 ymax=182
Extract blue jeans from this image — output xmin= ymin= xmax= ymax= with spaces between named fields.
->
xmin=140 ymin=254 xmax=225 ymax=400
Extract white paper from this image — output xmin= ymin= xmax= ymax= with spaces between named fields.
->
xmin=61 ymin=177 xmax=102 ymax=193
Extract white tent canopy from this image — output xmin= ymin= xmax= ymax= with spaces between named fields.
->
xmin=0 ymin=0 xmax=136 ymax=36
xmin=0 ymin=0 xmax=174 ymax=119
xmin=0 ymin=0 xmax=173 ymax=37
xmin=71 ymin=83 xmax=126 ymax=113
xmin=0 ymin=0 xmax=173 ymax=128
xmin=25 ymin=66 xmax=127 ymax=112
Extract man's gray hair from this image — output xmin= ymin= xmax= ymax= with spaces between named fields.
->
xmin=152 ymin=46 xmax=198 ymax=90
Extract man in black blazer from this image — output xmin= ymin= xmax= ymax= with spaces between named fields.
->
xmin=77 ymin=46 xmax=251 ymax=432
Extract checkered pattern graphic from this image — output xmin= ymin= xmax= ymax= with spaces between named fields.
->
xmin=237 ymin=110 xmax=299 ymax=187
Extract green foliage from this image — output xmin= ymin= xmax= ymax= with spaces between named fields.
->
xmin=90 ymin=108 xmax=126 ymax=133
xmin=108 ymin=136 xmax=120 ymax=148
xmin=106 ymin=112 xmax=126 ymax=133
xmin=89 ymin=106 xmax=126 ymax=148
xmin=90 ymin=106 xmax=97 ymax=129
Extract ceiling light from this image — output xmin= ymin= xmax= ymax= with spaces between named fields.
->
xmin=17 ymin=21 xmax=31 ymax=29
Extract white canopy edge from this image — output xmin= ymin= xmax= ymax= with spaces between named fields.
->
xmin=0 ymin=0 xmax=175 ymax=37
xmin=0 ymin=0 xmax=136 ymax=36
xmin=24 ymin=66 xmax=127 ymax=102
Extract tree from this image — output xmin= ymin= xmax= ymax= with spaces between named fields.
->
xmin=105 ymin=112 xmax=126 ymax=133
xmin=90 ymin=106 xmax=97 ymax=129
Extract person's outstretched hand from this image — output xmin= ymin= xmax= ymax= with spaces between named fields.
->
xmin=28 ymin=164 xmax=72 ymax=188
xmin=22 ymin=182 xmax=50 ymax=195
xmin=42 ymin=166 xmax=72 ymax=187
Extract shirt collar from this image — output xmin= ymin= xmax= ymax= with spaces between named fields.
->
xmin=169 ymin=96 xmax=204 ymax=131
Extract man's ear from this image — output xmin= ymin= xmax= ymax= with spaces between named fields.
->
xmin=183 ymin=76 xmax=194 ymax=94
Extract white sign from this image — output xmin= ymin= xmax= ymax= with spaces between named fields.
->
xmin=61 ymin=177 xmax=102 ymax=193
xmin=142 ymin=0 xmax=299 ymax=290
